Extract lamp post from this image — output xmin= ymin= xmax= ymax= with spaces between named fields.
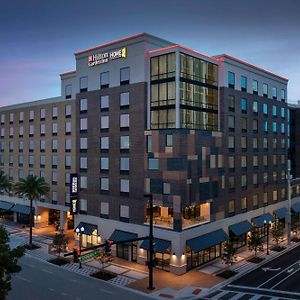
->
xmin=75 ymin=226 xmax=84 ymax=268
xmin=264 ymin=220 xmax=271 ymax=255
xmin=286 ymin=159 xmax=292 ymax=245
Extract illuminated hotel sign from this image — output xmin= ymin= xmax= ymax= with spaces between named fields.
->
xmin=88 ymin=47 xmax=127 ymax=67
xmin=70 ymin=173 xmax=78 ymax=214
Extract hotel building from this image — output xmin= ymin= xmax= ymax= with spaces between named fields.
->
xmin=0 ymin=33 xmax=298 ymax=275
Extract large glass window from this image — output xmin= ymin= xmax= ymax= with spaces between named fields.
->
xmin=151 ymin=52 xmax=175 ymax=80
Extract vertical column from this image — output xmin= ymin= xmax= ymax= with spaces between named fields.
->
xmin=60 ymin=210 xmax=68 ymax=232
xmin=175 ymin=51 xmax=180 ymax=129
xmin=173 ymin=195 xmax=182 ymax=232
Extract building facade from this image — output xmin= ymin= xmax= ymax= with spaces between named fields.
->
xmin=0 ymin=33 xmax=299 ymax=275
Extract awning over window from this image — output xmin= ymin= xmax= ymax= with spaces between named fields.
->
xmin=292 ymin=203 xmax=300 ymax=213
xmin=140 ymin=238 xmax=171 ymax=253
xmin=0 ymin=201 xmax=14 ymax=210
xmin=74 ymin=222 xmax=97 ymax=235
xmin=109 ymin=230 xmax=138 ymax=245
xmin=252 ymin=213 xmax=275 ymax=227
xmin=274 ymin=207 xmax=288 ymax=219
xmin=186 ymin=229 xmax=228 ymax=253
xmin=11 ymin=204 xmax=32 ymax=215
xmin=229 ymin=220 xmax=252 ymax=236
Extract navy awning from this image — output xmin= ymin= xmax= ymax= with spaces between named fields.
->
xmin=109 ymin=230 xmax=137 ymax=245
xmin=274 ymin=207 xmax=288 ymax=219
xmin=140 ymin=238 xmax=171 ymax=253
xmin=252 ymin=213 xmax=275 ymax=227
xmin=229 ymin=220 xmax=252 ymax=236
xmin=11 ymin=204 xmax=32 ymax=215
xmin=0 ymin=201 xmax=14 ymax=210
xmin=186 ymin=229 xmax=228 ymax=253
xmin=292 ymin=203 xmax=300 ymax=213
xmin=74 ymin=222 xmax=97 ymax=235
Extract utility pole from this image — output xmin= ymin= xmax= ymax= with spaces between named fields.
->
xmin=287 ymin=159 xmax=292 ymax=245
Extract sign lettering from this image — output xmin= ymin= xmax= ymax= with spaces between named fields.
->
xmin=88 ymin=47 xmax=127 ymax=67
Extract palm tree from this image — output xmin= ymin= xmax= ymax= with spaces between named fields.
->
xmin=0 ymin=170 xmax=13 ymax=194
xmin=14 ymin=175 xmax=50 ymax=248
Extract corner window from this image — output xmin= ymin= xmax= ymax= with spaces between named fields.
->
xmin=228 ymin=71 xmax=235 ymax=88
xmin=100 ymin=71 xmax=109 ymax=89
xmin=80 ymin=76 xmax=88 ymax=93
xmin=120 ymin=67 xmax=130 ymax=85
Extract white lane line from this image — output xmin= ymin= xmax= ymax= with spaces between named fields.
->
xmin=99 ymin=289 xmax=113 ymax=294
xmin=60 ymin=292 xmax=68 ymax=296
xmin=68 ymin=278 xmax=78 ymax=283
xmin=48 ymin=288 xmax=54 ymax=292
xmin=272 ymin=268 xmax=300 ymax=289
xmin=15 ymin=275 xmax=31 ymax=283
xmin=41 ymin=269 xmax=53 ymax=274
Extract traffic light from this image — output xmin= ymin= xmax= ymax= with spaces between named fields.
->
xmin=104 ymin=240 xmax=112 ymax=256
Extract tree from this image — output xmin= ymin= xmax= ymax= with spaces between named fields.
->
xmin=222 ymin=240 xmax=237 ymax=268
xmin=14 ymin=175 xmax=50 ymax=249
xmin=0 ymin=225 xmax=25 ymax=300
xmin=248 ymin=228 xmax=264 ymax=257
xmin=0 ymin=170 xmax=12 ymax=194
xmin=292 ymin=213 xmax=300 ymax=239
xmin=52 ymin=232 xmax=68 ymax=257
xmin=96 ymin=247 xmax=113 ymax=275
xmin=271 ymin=222 xmax=284 ymax=246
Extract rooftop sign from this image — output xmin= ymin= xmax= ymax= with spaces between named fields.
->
xmin=88 ymin=47 xmax=127 ymax=67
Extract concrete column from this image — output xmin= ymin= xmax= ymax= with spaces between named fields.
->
xmin=173 ymin=196 xmax=182 ymax=232
xmin=60 ymin=210 xmax=68 ymax=233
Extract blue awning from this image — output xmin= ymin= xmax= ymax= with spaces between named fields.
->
xmin=74 ymin=222 xmax=97 ymax=235
xmin=0 ymin=201 xmax=14 ymax=210
xmin=252 ymin=213 xmax=275 ymax=227
xmin=109 ymin=230 xmax=137 ymax=245
xmin=229 ymin=220 xmax=252 ymax=236
xmin=292 ymin=203 xmax=300 ymax=213
xmin=186 ymin=229 xmax=228 ymax=253
xmin=140 ymin=238 xmax=171 ymax=253
xmin=274 ymin=207 xmax=288 ymax=219
xmin=11 ymin=204 xmax=32 ymax=215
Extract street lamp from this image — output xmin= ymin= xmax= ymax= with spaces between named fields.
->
xmin=75 ymin=226 xmax=84 ymax=268
xmin=264 ymin=220 xmax=272 ymax=255
xmin=286 ymin=159 xmax=292 ymax=245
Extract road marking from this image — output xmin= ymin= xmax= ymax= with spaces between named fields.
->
xmin=60 ymin=292 xmax=68 ymax=296
xmin=41 ymin=269 xmax=53 ymax=274
xmin=48 ymin=288 xmax=55 ymax=292
xmin=99 ymin=289 xmax=113 ymax=294
xmin=272 ymin=267 xmax=300 ymax=289
xmin=262 ymin=267 xmax=281 ymax=272
xmin=68 ymin=278 xmax=78 ymax=283
xmin=15 ymin=275 xmax=31 ymax=283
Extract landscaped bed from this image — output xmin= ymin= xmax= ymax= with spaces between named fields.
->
xmin=48 ymin=258 xmax=70 ymax=266
xmin=270 ymin=245 xmax=285 ymax=252
xmin=217 ymin=269 xmax=237 ymax=279
xmin=24 ymin=244 xmax=41 ymax=250
xmin=247 ymin=256 xmax=265 ymax=263
xmin=90 ymin=270 xmax=117 ymax=281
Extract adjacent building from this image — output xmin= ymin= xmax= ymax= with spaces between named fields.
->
xmin=0 ymin=33 xmax=299 ymax=275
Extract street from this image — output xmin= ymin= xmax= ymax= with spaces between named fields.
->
xmin=7 ymin=255 xmax=153 ymax=300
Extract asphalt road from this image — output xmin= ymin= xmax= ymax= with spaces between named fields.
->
xmin=7 ymin=255 xmax=153 ymax=300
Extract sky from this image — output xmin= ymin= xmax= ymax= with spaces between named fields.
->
xmin=0 ymin=0 xmax=299 ymax=106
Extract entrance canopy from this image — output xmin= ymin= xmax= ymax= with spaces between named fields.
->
xmin=186 ymin=229 xmax=228 ymax=253
xmin=74 ymin=222 xmax=97 ymax=235
xmin=140 ymin=238 xmax=171 ymax=253
xmin=11 ymin=204 xmax=31 ymax=215
xmin=0 ymin=201 xmax=14 ymax=210
xmin=273 ymin=207 xmax=288 ymax=219
xmin=251 ymin=213 xmax=275 ymax=227
xmin=109 ymin=229 xmax=137 ymax=245
xmin=229 ymin=220 xmax=252 ymax=236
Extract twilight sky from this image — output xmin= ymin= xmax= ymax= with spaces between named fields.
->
xmin=1 ymin=0 xmax=299 ymax=106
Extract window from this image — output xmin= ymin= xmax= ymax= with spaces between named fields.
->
xmin=273 ymin=155 xmax=277 ymax=165
xmin=40 ymin=124 xmax=45 ymax=136
xmin=1 ymin=128 xmax=4 ymax=137
xmin=9 ymin=127 xmax=13 ymax=137
xmin=241 ymin=76 xmax=247 ymax=92
xmin=253 ymin=194 xmax=258 ymax=207
xmin=281 ymin=89 xmax=285 ymax=101
xmin=52 ymin=107 xmax=58 ymax=118
xmin=100 ymin=202 xmax=109 ymax=216
xmin=1 ymin=114 xmax=5 ymax=124
xmin=253 ymin=101 xmax=258 ymax=113
xmin=263 ymin=172 xmax=268 ymax=183
xmin=148 ymin=158 xmax=159 ymax=170
xmin=80 ymin=157 xmax=88 ymax=169
xmin=228 ymin=176 xmax=235 ymax=189
xmin=101 ymin=116 xmax=109 ymax=130
xmin=80 ymin=176 xmax=87 ymax=189
xmin=241 ymin=175 xmax=247 ymax=187
xmin=241 ymin=117 xmax=247 ymax=132
xmin=241 ymin=136 xmax=247 ymax=149
xmin=272 ymin=105 xmax=277 ymax=117
xmin=147 ymin=136 xmax=152 ymax=153
xmin=65 ymin=84 xmax=72 ymax=99
xmin=29 ymin=110 xmax=34 ymax=121
xmin=9 ymin=154 xmax=13 ymax=165
xmin=40 ymin=140 xmax=46 ymax=152
xmin=120 ymin=157 xmax=129 ymax=172
xmin=100 ymin=177 xmax=109 ymax=191
xmin=273 ymin=190 xmax=278 ymax=202
xmin=241 ymin=98 xmax=247 ymax=112
xmin=40 ymin=108 xmax=46 ymax=120
xmin=263 ymin=192 xmax=268 ymax=205
xmin=272 ymin=87 xmax=277 ymax=99
xmin=65 ymin=122 xmax=71 ymax=134
xmin=52 ymin=171 xmax=57 ymax=183
xmin=281 ymin=123 xmax=285 ymax=134
xmin=80 ymin=118 xmax=88 ymax=131
xmin=80 ymin=199 xmax=87 ymax=213
xmin=100 ymin=137 xmax=109 ymax=150
xmin=65 ymin=156 xmax=72 ymax=168
xmin=281 ymin=139 xmax=285 ymax=149
xmin=163 ymin=183 xmax=171 ymax=195
xmin=228 ymin=156 xmax=235 ymax=169
xmin=273 ymin=171 xmax=277 ymax=182
xmin=281 ymin=188 xmax=286 ymax=200
xmin=52 ymin=123 xmax=58 ymax=135
xmin=263 ymin=121 xmax=268 ymax=133
xmin=120 ymin=92 xmax=129 ymax=107
xmin=80 ymin=76 xmax=88 ymax=92
xmin=272 ymin=122 xmax=277 ymax=133
xmin=253 ymin=155 xmax=258 ymax=167
xmin=263 ymin=103 xmax=268 ymax=115
xmin=228 ymin=136 xmax=235 ymax=149
xmin=166 ymin=134 xmax=173 ymax=147
xmin=281 ymin=107 xmax=285 ymax=118
xmin=263 ymin=155 xmax=268 ymax=167
xmin=19 ymin=112 xmax=24 ymax=122
xmin=120 ymin=136 xmax=129 ymax=150
xmin=65 ymin=139 xmax=71 ymax=151
xmin=273 ymin=138 xmax=277 ymax=149
xmin=120 ymin=205 xmax=129 ymax=219
xmin=80 ymin=138 xmax=88 ymax=150
xmin=253 ymin=119 xmax=258 ymax=132
xmin=241 ymin=197 xmax=247 ymax=211
xmin=253 ymin=173 xmax=258 ymax=185
xmin=263 ymin=83 xmax=268 ymax=97
xmin=52 ymin=155 xmax=58 ymax=168
xmin=65 ymin=104 xmax=72 ymax=117
xmin=120 ymin=114 xmax=129 ymax=128
xmin=263 ymin=137 xmax=268 ymax=149
xmin=18 ymin=155 xmax=23 ymax=166
xmin=120 ymin=67 xmax=130 ymax=84
xmin=120 ymin=179 xmax=129 ymax=193
xmin=100 ymin=95 xmax=109 ymax=110
xmin=252 ymin=80 xmax=258 ymax=94
xmin=228 ymin=116 xmax=235 ymax=130
xmin=9 ymin=141 xmax=14 ymax=152
xmin=9 ymin=113 xmax=14 ymax=123
xmin=80 ymin=98 xmax=88 ymax=112
xmin=228 ymin=199 xmax=235 ymax=214
xmin=100 ymin=71 xmax=109 ymax=88
xmin=228 ymin=71 xmax=235 ymax=88
xmin=52 ymin=191 xmax=58 ymax=203
xmin=29 ymin=125 xmax=34 ymax=136
xmin=52 ymin=139 xmax=58 ymax=152
xmin=100 ymin=157 xmax=109 ymax=171
xmin=241 ymin=156 xmax=247 ymax=168
xmin=40 ymin=155 xmax=46 ymax=167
